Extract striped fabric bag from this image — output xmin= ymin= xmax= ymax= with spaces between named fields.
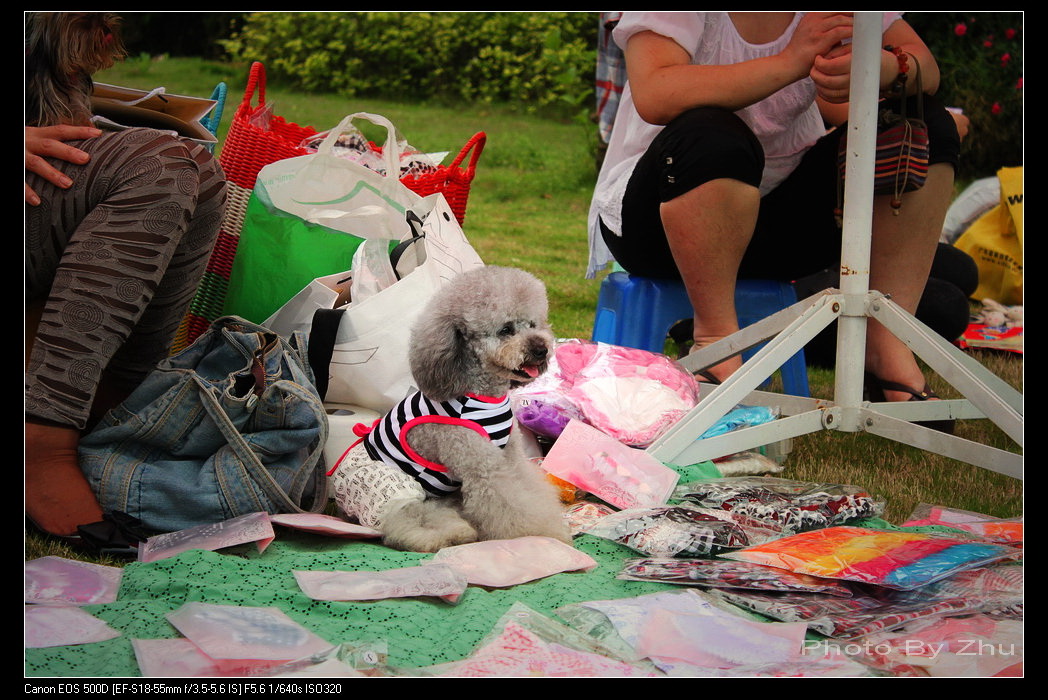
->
xmin=835 ymin=52 xmax=929 ymax=224
xmin=172 ymin=62 xmax=318 ymax=352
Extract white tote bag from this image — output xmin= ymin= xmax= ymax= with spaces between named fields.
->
xmin=308 ymin=194 xmax=485 ymax=413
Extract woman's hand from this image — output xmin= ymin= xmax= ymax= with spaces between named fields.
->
xmin=782 ymin=12 xmax=854 ymax=78
xmin=810 ymin=42 xmax=861 ymax=104
xmin=812 ymin=19 xmax=942 ymax=105
xmin=25 ymin=125 xmax=101 ymax=205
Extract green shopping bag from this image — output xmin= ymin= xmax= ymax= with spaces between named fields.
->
xmin=222 ymin=112 xmax=428 ymax=324
xmin=223 ymin=187 xmax=369 ymax=324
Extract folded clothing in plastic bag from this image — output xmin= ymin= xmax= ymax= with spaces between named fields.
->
xmin=512 ymin=340 xmax=699 ymax=447
xmin=706 ymin=563 xmax=1023 ymax=641
xmin=582 ymin=504 xmax=781 ymax=558
xmin=674 ymin=476 xmax=884 ymax=534
xmin=618 ymin=557 xmax=854 ymax=597
xmin=720 ymin=526 xmax=1021 ymax=590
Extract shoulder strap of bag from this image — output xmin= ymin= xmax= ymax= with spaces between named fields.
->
xmin=308 ymin=307 xmax=346 ymax=400
xmin=193 ymin=371 xmax=329 ymax=515
xmin=389 ymin=209 xmax=427 ymax=280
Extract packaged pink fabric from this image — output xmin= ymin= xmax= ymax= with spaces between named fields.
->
xmin=859 ymin=614 xmax=1023 ymax=677
xmin=270 ymin=513 xmax=382 ymax=539
xmin=541 ymin=419 xmax=679 ymax=510
xmin=165 ymin=602 xmax=334 ymax=663
xmin=512 ymin=340 xmax=699 ymax=447
xmin=557 ymin=589 xmax=807 ymax=673
xmin=415 ymin=602 xmax=658 ymax=677
xmin=25 ymin=556 xmax=123 ymax=606
xmin=132 ymin=638 xmax=241 ymax=677
xmin=903 ymin=504 xmax=1023 ymax=547
xmin=433 ymin=620 xmax=657 ymax=677
xmin=635 ymin=605 xmax=808 ymax=669
xmin=293 ymin=564 xmax=468 ymax=604
xmin=138 ymin=511 xmax=276 ymax=563
xmin=427 ymin=536 xmax=597 ymax=588
xmin=25 ymin=605 xmax=122 ymax=648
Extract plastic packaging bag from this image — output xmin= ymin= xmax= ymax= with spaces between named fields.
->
xmin=902 ymin=504 xmax=1023 ymax=547
xmin=564 ymin=501 xmax=617 ymax=537
xmin=557 ymin=589 xmax=808 ymax=673
xmin=25 ymin=556 xmax=124 ymax=606
xmin=300 ymin=124 xmax=441 ymax=180
xmin=512 ymin=340 xmax=699 ymax=447
xmin=412 ymin=603 xmax=658 ymax=677
xmin=166 ymin=602 xmax=335 ymax=664
xmin=674 ymin=476 xmax=884 ymax=533
xmin=582 ymin=505 xmax=761 ymax=558
xmin=618 ymin=557 xmax=854 ymax=596
xmin=699 ymin=405 xmax=779 ymax=439
xmin=293 ymin=564 xmax=467 ymax=604
xmin=707 ymin=563 xmax=1024 ymax=641
xmin=25 ymin=605 xmax=122 ymax=649
xmin=720 ymin=526 xmax=1021 ymax=590
xmin=540 ymin=419 xmax=680 ymax=510
xmin=269 ymin=512 xmax=382 ymax=539
xmin=426 ymin=536 xmax=597 ymax=588
xmin=137 ymin=511 xmax=276 ymax=563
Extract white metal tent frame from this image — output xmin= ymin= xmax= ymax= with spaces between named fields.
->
xmin=646 ymin=13 xmax=1023 ymax=480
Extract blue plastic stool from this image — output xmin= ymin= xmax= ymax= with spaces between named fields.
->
xmin=592 ymin=271 xmax=810 ymax=397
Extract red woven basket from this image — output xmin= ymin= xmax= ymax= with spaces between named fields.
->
xmin=174 ymin=61 xmax=485 ymax=351
xmin=374 ymin=130 xmax=486 ymax=226
xmin=219 ymin=62 xmax=317 ymax=192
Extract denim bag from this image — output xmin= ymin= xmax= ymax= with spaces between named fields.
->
xmin=79 ymin=316 xmax=329 ymax=534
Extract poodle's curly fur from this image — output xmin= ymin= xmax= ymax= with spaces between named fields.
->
xmin=371 ymin=266 xmax=570 ymax=552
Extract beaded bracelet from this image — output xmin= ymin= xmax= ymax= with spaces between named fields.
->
xmin=883 ymin=45 xmax=909 ymax=96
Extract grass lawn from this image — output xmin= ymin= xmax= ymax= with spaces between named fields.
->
xmin=26 ymin=56 xmax=1021 ymax=563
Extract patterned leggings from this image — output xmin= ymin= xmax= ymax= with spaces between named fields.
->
xmin=26 ymin=128 xmax=227 ymax=430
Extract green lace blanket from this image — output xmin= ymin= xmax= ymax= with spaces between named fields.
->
xmin=25 ymin=532 xmax=672 ymax=677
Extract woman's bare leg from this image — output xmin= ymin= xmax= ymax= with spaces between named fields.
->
xmin=865 ymin=162 xmax=955 ymax=399
xmin=660 ymin=177 xmax=760 ymax=381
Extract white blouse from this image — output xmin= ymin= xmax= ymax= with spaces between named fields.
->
xmin=586 ymin=12 xmax=902 ymax=277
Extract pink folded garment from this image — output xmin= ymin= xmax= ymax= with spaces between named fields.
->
xmin=512 ymin=340 xmax=699 ymax=447
xmin=427 ymin=536 xmax=597 ymax=588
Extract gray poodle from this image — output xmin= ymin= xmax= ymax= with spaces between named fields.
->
xmin=330 ymin=266 xmax=571 ymax=552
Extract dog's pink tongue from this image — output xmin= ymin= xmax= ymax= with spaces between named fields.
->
xmin=521 ymin=364 xmax=540 ymax=378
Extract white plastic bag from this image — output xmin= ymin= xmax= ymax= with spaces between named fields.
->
xmin=259 ymin=112 xmax=426 ymax=242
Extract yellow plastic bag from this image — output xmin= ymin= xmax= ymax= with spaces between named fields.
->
xmin=955 ymin=166 xmax=1023 ymax=305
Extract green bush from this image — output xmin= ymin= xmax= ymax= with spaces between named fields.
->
xmin=222 ymin=12 xmax=598 ymax=117
xmin=907 ymin=12 xmax=1023 ymax=180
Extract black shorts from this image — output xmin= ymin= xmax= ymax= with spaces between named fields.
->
xmin=601 ymin=93 xmax=961 ymax=281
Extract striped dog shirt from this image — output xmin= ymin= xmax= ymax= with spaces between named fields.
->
xmin=363 ymin=391 xmax=513 ymax=495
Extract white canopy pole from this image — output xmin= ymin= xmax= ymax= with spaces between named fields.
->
xmin=649 ymin=11 xmax=1022 ymax=478
xmin=833 ymin=12 xmax=882 ymax=423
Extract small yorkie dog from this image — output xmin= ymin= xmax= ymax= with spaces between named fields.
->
xmin=25 ymin=12 xmax=126 ymax=127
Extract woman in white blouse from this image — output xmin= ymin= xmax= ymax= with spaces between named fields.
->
xmin=588 ymin=12 xmax=959 ymax=414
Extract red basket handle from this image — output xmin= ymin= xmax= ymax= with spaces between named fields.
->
xmin=449 ymin=132 xmax=486 ymax=172
xmin=240 ymin=61 xmax=267 ymax=111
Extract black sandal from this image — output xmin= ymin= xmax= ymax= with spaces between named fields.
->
xmin=694 ymin=369 xmax=722 ymax=385
xmin=864 ymin=374 xmax=955 ymax=434
xmin=26 ymin=511 xmax=146 ymax=558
